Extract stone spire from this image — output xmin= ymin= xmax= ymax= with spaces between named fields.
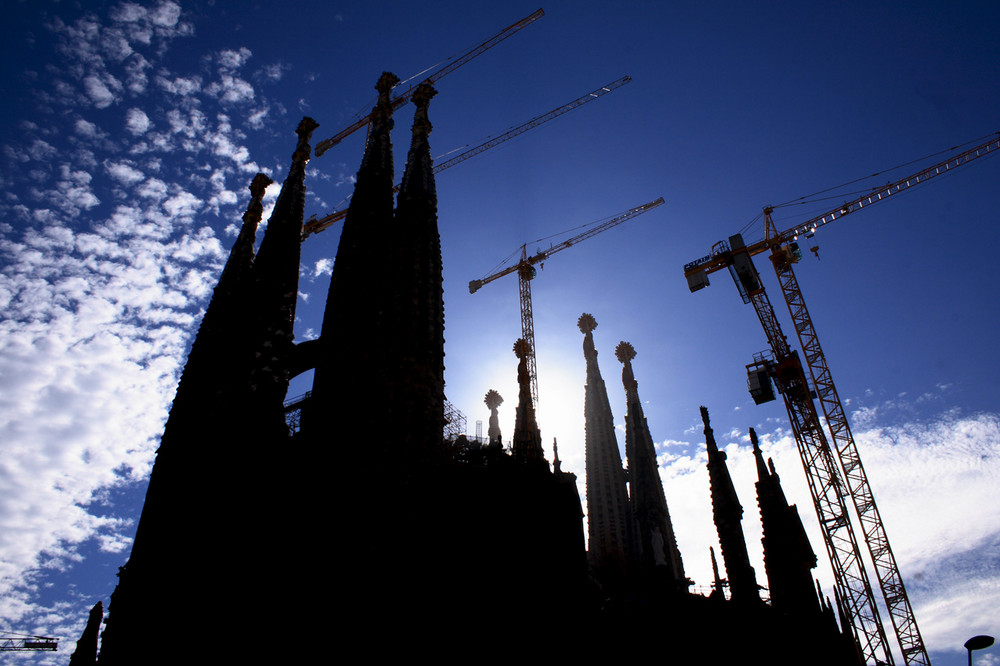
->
xmin=485 ymin=389 xmax=504 ymax=446
xmin=249 ymin=118 xmax=318 ymax=412
xmin=213 ymin=172 xmax=271 ymax=307
xmin=158 ymin=172 xmax=271 ymax=444
xmin=511 ymin=338 xmax=548 ymax=469
xmin=709 ymin=547 xmax=726 ymax=601
xmin=98 ymin=173 xmax=276 ymax=666
xmin=68 ymin=601 xmax=102 ymax=666
xmin=578 ymin=313 xmax=631 ymax=588
xmin=702 ymin=406 xmax=760 ymax=604
xmin=383 ymin=82 xmax=445 ymax=460
xmin=309 ymin=72 xmax=399 ymax=449
xmin=752 ymin=427 xmax=821 ymax=616
xmin=616 ymin=341 xmax=688 ymax=592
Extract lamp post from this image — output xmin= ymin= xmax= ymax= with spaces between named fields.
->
xmin=964 ymin=635 xmax=995 ymax=666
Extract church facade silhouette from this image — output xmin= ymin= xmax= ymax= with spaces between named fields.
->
xmin=71 ymin=74 xmax=864 ymax=665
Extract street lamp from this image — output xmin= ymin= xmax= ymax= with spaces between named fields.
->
xmin=964 ymin=635 xmax=995 ymax=666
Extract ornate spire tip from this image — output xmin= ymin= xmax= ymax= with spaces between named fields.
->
xmin=513 ymin=338 xmax=531 ymax=359
xmin=577 ymin=313 xmax=597 ymax=334
xmin=484 ymin=389 xmax=503 ymax=410
xmin=412 ymin=82 xmax=437 ymax=108
xmin=249 ymin=173 xmax=273 ymax=199
xmin=376 ymin=72 xmax=400 ymax=97
xmin=296 ymin=116 xmax=320 ymax=138
xmin=615 ymin=340 xmax=636 ymax=363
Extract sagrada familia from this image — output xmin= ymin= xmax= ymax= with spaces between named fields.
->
xmin=67 ymin=74 xmax=865 ymax=664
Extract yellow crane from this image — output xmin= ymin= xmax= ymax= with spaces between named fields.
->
xmin=683 ymin=132 xmax=1000 ymax=666
xmin=472 ymin=197 xmax=665 ymax=406
xmin=302 ymin=75 xmax=633 ymax=239
xmin=313 ymin=9 xmax=544 ymax=158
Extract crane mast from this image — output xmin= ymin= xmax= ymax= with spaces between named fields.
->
xmin=471 ymin=197 xmax=665 ymax=406
xmin=766 ymin=209 xmax=930 ymax=665
xmin=313 ymin=9 xmax=544 ymax=157
xmin=684 ymin=131 xmax=1000 ymax=665
xmin=302 ymin=75 xmax=633 ymax=239
xmin=733 ymin=239 xmax=894 ymax=665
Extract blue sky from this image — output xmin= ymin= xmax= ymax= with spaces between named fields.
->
xmin=0 ymin=1 xmax=998 ymax=664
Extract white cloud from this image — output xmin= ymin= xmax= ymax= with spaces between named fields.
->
xmin=83 ymin=74 xmax=118 ymax=108
xmin=74 ymin=119 xmax=101 ymax=139
xmin=105 ymin=159 xmax=145 ymax=185
xmin=125 ymin=107 xmax=151 ymax=135
xmin=259 ymin=62 xmax=288 ymax=82
xmin=28 ymin=139 xmax=58 ymax=162
xmin=149 ymin=1 xmax=183 ymax=30
xmin=207 ymin=74 xmax=255 ymax=105
xmin=218 ymin=47 xmax=252 ymax=71
xmin=247 ymin=106 xmax=269 ymax=130
xmin=156 ymin=73 xmax=202 ymax=98
xmin=313 ymin=258 xmax=333 ymax=278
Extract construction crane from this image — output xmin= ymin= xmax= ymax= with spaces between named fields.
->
xmin=472 ymin=197 xmax=665 ymax=406
xmin=683 ymin=131 xmax=1000 ymax=666
xmin=313 ymin=8 xmax=544 ymax=157
xmin=302 ymin=75 xmax=633 ymax=239
xmin=0 ymin=632 xmax=58 ymax=652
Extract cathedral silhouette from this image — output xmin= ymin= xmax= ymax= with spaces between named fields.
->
xmin=71 ymin=74 xmax=865 ymax=664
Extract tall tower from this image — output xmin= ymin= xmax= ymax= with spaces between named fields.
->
xmin=511 ymin=338 xmax=548 ymax=469
xmin=701 ymin=406 xmax=760 ymax=604
xmin=616 ymin=341 xmax=687 ymax=592
xmin=752 ymin=427 xmax=821 ymax=616
xmin=383 ymin=82 xmax=445 ymax=461
xmin=99 ymin=116 xmax=318 ymax=664
xmin=247 ymin=118 xmax=318 ymax=424
xmin=578 ymin=313 xmax=631 ymax=588
xmin=485 ymin=389 xmax=503 ymax=447
xmin=307 ymin=72 xmax=400 ymax=459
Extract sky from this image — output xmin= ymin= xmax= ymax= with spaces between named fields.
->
xmin=0 ymin=1 xmax=997 ymax=664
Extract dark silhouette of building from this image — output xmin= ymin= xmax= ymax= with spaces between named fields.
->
xmin=579 ymin=313 xmax=632 ymax=592
xmin=616 ymin=340 xmax=688 ymax=594
xmin=702 ymin=405 xmax=761 ymax=605
xmin=752 ymin=425 xmax=823 ymax=616
xmin=80 ymin=72 xmax=866 ymax=664
xmin=68 ymin=602 xmax=102 ymax=666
